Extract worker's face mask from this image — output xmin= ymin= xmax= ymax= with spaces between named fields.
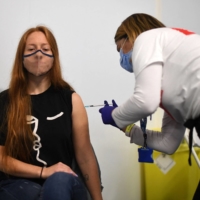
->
xmin=23 ymin=50 xmax=54 ymax=77
xmin=119 ymin=38 xmax=133 ymax=73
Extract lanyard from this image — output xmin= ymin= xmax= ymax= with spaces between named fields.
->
xmin=140 ymin=117 xmax=147 ymax=148
xmin=138 ymin=116 xmax=154 ymax=163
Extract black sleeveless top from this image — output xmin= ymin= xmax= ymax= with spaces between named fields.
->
xmin=0 ymin=86 xmax=75 ymax=185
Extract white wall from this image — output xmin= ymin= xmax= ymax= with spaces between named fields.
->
xmin=1 ymin=0 xmax=200 ymax=199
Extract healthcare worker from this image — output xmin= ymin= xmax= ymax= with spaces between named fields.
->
xmin=99 ymin=13 xmax=200 ymax=199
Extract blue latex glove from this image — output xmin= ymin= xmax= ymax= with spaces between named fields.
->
xmin=99 ymin=100 xmax=118 ymax=128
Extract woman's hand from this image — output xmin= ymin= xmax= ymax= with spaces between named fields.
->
xmin=41 ymin=162 xmax=78 ymax=179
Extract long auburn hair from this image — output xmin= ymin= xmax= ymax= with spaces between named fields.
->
xmin=114 ymin=13 xmax=165 ymax=43
xmin=3 ymin=26 xmax=74 ymax=163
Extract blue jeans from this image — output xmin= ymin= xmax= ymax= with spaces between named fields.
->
xmin=0 ymin=172 xmax=88 ymax=200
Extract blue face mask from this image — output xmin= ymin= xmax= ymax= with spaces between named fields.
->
xmin=119 ymin=48 xmax=133 ymax=73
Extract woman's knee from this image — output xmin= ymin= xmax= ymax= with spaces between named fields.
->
xmin=41 ymin=172 xmax=88 ymax=200
xmin=0 ymin=179 xmax=41 ymax=200
xmin=46 ymin=172 xmax=75 ymax=185
xmin=43 ymin=172 xmax=80 ymax=191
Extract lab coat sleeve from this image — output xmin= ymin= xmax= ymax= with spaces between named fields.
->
xmin=126 ymin=112 xmax=186 ymax=154
xmin=112 ymin=62 xmax=162 ymax=128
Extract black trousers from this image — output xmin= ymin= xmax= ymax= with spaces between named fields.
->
xmin=193 ymin=181 xmax=200 ymax=200
xmin=184 ymin=117 xmax=200 ymax=200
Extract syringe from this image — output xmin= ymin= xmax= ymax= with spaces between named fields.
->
xmin=85 ymin=104 xmax=111 ymax=108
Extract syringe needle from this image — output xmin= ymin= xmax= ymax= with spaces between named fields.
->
xmin=84 ymin=104 xmax=111 ymax=108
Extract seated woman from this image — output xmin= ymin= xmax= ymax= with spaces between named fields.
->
xmin=0 ymin=26 xmax=103 ymax=200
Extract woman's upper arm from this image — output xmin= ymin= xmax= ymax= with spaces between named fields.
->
xmin=71 ymin=93 xmax=90 ymax=152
